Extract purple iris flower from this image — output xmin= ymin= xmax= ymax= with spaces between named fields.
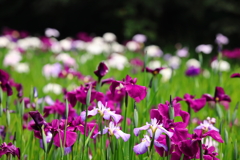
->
xmin=58 ymin=66 xmax=84 ymax=80
xmin=154 ymin=99 xmax=190 ymax=127
xmin=134 ymin=118 xmax=173 ymax=139
xmin=80 ymin=101 xmax=122 ymax=123
xmin=142 ymin=67 xmax=165 ymax=76
xmin=202 ymin=86 xmax=231 ymax=110
xmin=110 ymin=75 xmax=147 ymax=103
xmin=0 ymin=142 xmax=20 ymax=159
xmin=8 ymin=79 xmax=23 ymax=98
xmin=67 ymin=86 xmax=104 ymax=107
xmin=222 ymin=48 xmax=240 ymax=59
xmin=43 ymin=100 xmax=76 ymax=118
xmin=178 ymin=139 xmax=200 ymax=159
xmin=93 ymin=122 xmax=130 ymax=142
xmin=197 ymin=144 xmax=219 ymax=160
xmin=185 ymin=66 xmax=201 ymax=77
xmin=0 ymin=126 xmax=6 ymax=140
xmin=194 ymin=120 xmax=219 ymax=133
xmin=193 ymin=129 xmax=224 ymax=143
xmin=163 ymin=120 xmax=190 ymax=144
xmin=106 ymin=88 xmax=126 ymax=103
xmin=177 ymin=94 xmax=206 ymax=112
xmin=0 ymin=69 xmax=12 ymax=96
xmin=70 ymin=116 xmax=98 ymax=138
xmin=133 ymin=134 xmax=167 ymax=155
xmin=94 ymin=62 xmax=108 ymax=80
xmin=130 ymin=58 xmax=144 ymax=67
xmin=231 ymin=73 xmax=240 ymax=78
xmin=49 ymin=119 xmax=77 ymax=147
xmin=29 ymin=111 xmax=48 ymax=130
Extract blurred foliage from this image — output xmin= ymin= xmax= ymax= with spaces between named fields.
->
xmin=0 ymin=0 xmax=240 ymax=47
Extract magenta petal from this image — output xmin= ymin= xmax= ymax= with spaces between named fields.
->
xmin=171 ymin=127 xmax=189 ymax=144
xmin=203 ymin=155 xmax=213 ymax=160
xmin=174 ymin=96 xmax=183 ymax=102
xmin=0 ymin=142 xmax=21 ymax=159
xmin=67 ymin=91 xmax=77 ymax=107
xmin=125 ymin=84 xmax=147 ymax=102
xmin=179 ymin=139 xmax=199 ymax=157
xmin=29 ymin=111 xmax=46 ymax=128
xmin=54 ymin=131 xmax=77 ymax=147
xmin=231 ymin=73 xmax=240 ymax=78
xmin=133 ymin=141 xmax=149 ymax=155
xmin=214 ymin=87 xmax=225 ymax=98
xmin=158 ymin=104 xmax=169 ymax=119
xmin=184 ymin=94 xmax=195 ymax=99
xmin=191 ymin=98 xmax=206 ymax=112
xmin=219 ymin=101 xmax=230 ymax=110
xmin=110 ymin=81 xmax=121 ymax=96
xmin=150 ymin=109 xmax=163 ymax=122
xmin=202 ymin=94 xmax=214 ymax=101
xmin=179 ymin=110 xmax=190 ymax=128
xmin=203 ymin=130 xmax=224 ymax=143
xmin=94 ymin=62 xmax=108 ymax=78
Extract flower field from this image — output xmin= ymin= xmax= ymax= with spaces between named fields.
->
xmin=0 ymin=29 xmax=239 ymax=160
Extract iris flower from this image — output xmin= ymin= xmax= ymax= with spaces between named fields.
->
xmin=202 ymin=86 xmax=231 ymax=110
xmin=133 ymin=134 xmax=167 ymax=155
xmin=176 ymin=93 xmax=206 ymax=112
xmin=185 ymin=66 xmax=201 ymax=77
xmin=94 ymin=62 xmax=108 ymax=80
xmin=194 ymin=120 xmax=219 ymax=133
xmin=110 ymin=75 xmax=147 ymax=102
xmin=134 ymin=118 xmax=173 ymax=139
xmin=0 ymin=69 xmax=12 ymax=96
xmin=67 ymin=85 xmax=104 ymax=107
xmin=0 ymin=142 xmax=20 ymax=159
xmin=231 ymin=73 xmax=240 ymax=78
xmin=80 ymin=101 xmax=122 ymax=123
xmin=93 ymin=122 xmax=130 ymax=142
xmin=142 ymin=67 xmax=165 ymax=76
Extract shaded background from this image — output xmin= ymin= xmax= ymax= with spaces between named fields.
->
xmin=1 ymin=0 xmax=240 ymax=48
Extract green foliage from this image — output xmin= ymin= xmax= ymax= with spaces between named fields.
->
xmin=0 ymin=47 xmax=240 ymax=159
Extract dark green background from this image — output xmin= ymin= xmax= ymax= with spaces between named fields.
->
xmin=1 ymin=0 xmax=240 ymax=48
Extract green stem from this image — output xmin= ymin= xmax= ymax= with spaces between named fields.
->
xmin=198 ymin=140 xmax=203 ymax=160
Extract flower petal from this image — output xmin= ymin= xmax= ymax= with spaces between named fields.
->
xmin=133 ymin=124 xmax=150 ymax=136
xmin=114 ymin=130 xmax=130 ymax=142
xmin=133 ymin=141 xmax=149 ymax=155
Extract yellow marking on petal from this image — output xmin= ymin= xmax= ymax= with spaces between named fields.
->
xmin=202 ymin=126 xmax=208 ymax=134
xmin=153 ymin=70 xmax=159 ymax=75
xmin=108 ymin=129 xmax=114 ymax=135
xmin=215 ymin=97 xmax=219 ymax=102
xmin=150 ymin=126 xmax=157 ymax=133
xmin=98 ymin=110 xmax=104 ymax=116
xmin=67 ymin=74 xmax=73 ymax=80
